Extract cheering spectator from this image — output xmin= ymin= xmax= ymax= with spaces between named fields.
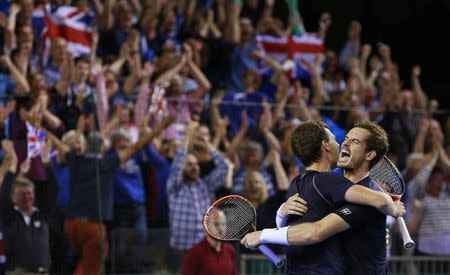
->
xmin=0 ymin=140 xmax=57 ymax=275
xmin=166 ymin=121 xmax=228 ymax=274
xmin=47 ymin=117 xmax=173 ymax=275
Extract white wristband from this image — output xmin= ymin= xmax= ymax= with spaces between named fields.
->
xmin=260 ymin=227 xmax=289 ymax=245
xmin=276 ymin=208 xmax=288 ymax=228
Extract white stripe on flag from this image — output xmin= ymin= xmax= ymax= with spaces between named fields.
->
xmin=0 ymin=255 xmax=5 ymax=264
xmin=66 ymin=42 xmax=91 ymax=57
xmin=256 ymin=35 xmax=288 ymax=44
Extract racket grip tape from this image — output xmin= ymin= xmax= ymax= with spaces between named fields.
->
xmin=258 ymin=245 xmax=284 ymax=267
xmin=397 ymin=217 xmax=415 ymax=249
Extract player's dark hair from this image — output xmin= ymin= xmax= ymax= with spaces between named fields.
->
xmin=291 ymin=121 xmax=329 ymax=167
xmin=354 ymin=121 xmax=389 ymax=168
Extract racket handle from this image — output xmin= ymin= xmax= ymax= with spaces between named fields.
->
xmin=258 ymin=245 xmax=284 ymax=268
xmin=397 ymin=217 xmax=415 ymax=249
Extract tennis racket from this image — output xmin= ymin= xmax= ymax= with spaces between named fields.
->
xmin=369 ymin=156 xmax=415 ymax=249
xmin=204 ymin=195 xmax=284 ymax=267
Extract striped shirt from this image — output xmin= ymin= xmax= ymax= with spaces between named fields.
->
xmin=167 ymin=149 xmax=228 ymax=250
xmin=408 ymin=164 xmax=450 ymax=254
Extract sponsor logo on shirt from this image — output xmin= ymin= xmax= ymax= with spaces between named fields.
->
xmin=340 ymin=208 xmax=352 ymax=215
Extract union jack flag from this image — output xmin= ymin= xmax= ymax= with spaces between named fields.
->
xmin=256 ymin=33 xmax=324 ymax=79
xmin=42 ymin=5 xmax=95 ymax=59
xmin=26 ymin=122 xmax=47 ymax=159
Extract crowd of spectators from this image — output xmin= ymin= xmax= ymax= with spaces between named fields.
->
xmin=0 ymin=0 xmax=449 ymax=274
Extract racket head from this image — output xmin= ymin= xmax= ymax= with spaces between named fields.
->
xmin=203 ymin=195 xmax=257 ymax=241
xmin=369 ymin=156 xmax=405 ymax=200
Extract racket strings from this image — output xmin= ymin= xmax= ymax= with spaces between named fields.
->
xmin=370 ymin=157 xmax=405 ymax=196
xmin=205 ymin=196 xmax=256 ymax=240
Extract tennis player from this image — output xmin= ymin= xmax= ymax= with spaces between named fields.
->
xmin=241 ymin=121 xmax=404 ymax=274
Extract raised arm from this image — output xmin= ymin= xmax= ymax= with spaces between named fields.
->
xmin=183 ymin=43 xmax=212 ymax=99
xmin=339 ymin=20 xmax=361 ymax=67
xmin=203 ymin=141 xmax=229 ymax=192
xmin=286 ymin=0 xmax=305 ymax=36
xmin=270 ymin=150 xmax=289 ymax=191
xmin=411 ymin=66 xmax=428 ymax=111
xmin=0 ymin=140 xmax=17 ymax=183
xmin=0 ymin=55 xmax=30 ymax=94
xmin=45 ymin=130 xmax=71 ymax=161
xmin=226 ymin=111 xmax=249 ymax=159
xmin=0 ymin=140 xmax=18 ymax=222
xmin=259 ymin=101 xmax=281 ymax=151
xmin=166 ymin=122 xmax=197 ymax=195
xmin=118 ymin=116 xmax=174 ymax=164
xmin=223 ymin=1 xmax=240 ymax=44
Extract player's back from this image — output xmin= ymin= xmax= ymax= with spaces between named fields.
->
xmin=285 ymin=170 xmax=353 ymax=275
xmin=340 ymin=177 xmax=387 ymax=275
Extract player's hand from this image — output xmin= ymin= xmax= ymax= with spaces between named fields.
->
xmin=393 ymin=200 xmax=406 ymax=218
xmin=241 ymin=231 xmax=262 ymax=249
xmin=279 ymin=193 xmax=308 ymax=216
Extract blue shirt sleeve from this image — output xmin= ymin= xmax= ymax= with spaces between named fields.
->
xmin=334 ymin=204 xmax=371 ymax=228
xmin=313 ymin=172 xmax=354 ymax=206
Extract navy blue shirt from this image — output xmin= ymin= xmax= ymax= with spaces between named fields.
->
xmin=66 ymin=150 xmax=120 ymax=222
xmin=285 ymin=171 xmax=354 ymax=275
xmin=335 ymin=177 xmax=387 ymax=275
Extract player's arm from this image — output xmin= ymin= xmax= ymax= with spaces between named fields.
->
xmin=241 ymin=213 xmax=350 ymax=249
xmin=287 ymin=213 xmax=350 ymax=244
xmin=321 ymin=174 xmax=404 ymax=218
xmin=344 ymin=185 xmax=404 ymax=217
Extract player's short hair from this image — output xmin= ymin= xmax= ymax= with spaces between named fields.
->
xmin=353 ymin=121 xmax=389 ymax=168
xmin=291 ymin=121 xmax=330 ymax=167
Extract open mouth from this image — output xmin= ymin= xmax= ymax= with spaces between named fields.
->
xmin=339 ymin=150 xmax=351 ymax=163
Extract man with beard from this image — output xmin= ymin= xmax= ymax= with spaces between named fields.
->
xmin=166 ymin=122 xmax=229 ymax=274
xmin=241 ymin=121 xmax=404 ymax=274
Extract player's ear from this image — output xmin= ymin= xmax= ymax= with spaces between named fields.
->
xmin=322 ymin=140 xmax=329 ymax=151
xmin=366 ymin=150 xmax=376 ymax=161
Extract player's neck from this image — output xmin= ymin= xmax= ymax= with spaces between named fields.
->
xmin=343 ymin=168 xmax=370 ymax=184
xmin=307 ymin=161 xmax=332 ymax=173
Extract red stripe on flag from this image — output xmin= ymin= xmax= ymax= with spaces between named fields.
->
xmin=66 ymin=8 xmax=85 ymax=18
xmin=290 ymin=43 xmax=324 ymax=54
xmin=0 ymin=240 xmax=4 ymax=254
xmin=60 ymin=25 xmax=92 ymax=46
xmin=44 ymin=17 xmax=60 ymax=39
xmin=260 ymin=41 xmax=287 ymax=53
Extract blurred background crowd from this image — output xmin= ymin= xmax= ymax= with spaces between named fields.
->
xmin=0 ymin=0 xmax=449 ymax=274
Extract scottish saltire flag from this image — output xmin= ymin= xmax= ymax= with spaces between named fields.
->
xmin=256 ymin=34 xmax=324 ymax=79
xmin=0 ymin=232 xmax=5 ymax=275
xmin=42 ymin=5 xmax=95 ymax=57
xmin=26 ymin=122 xmax=47 ymax=159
